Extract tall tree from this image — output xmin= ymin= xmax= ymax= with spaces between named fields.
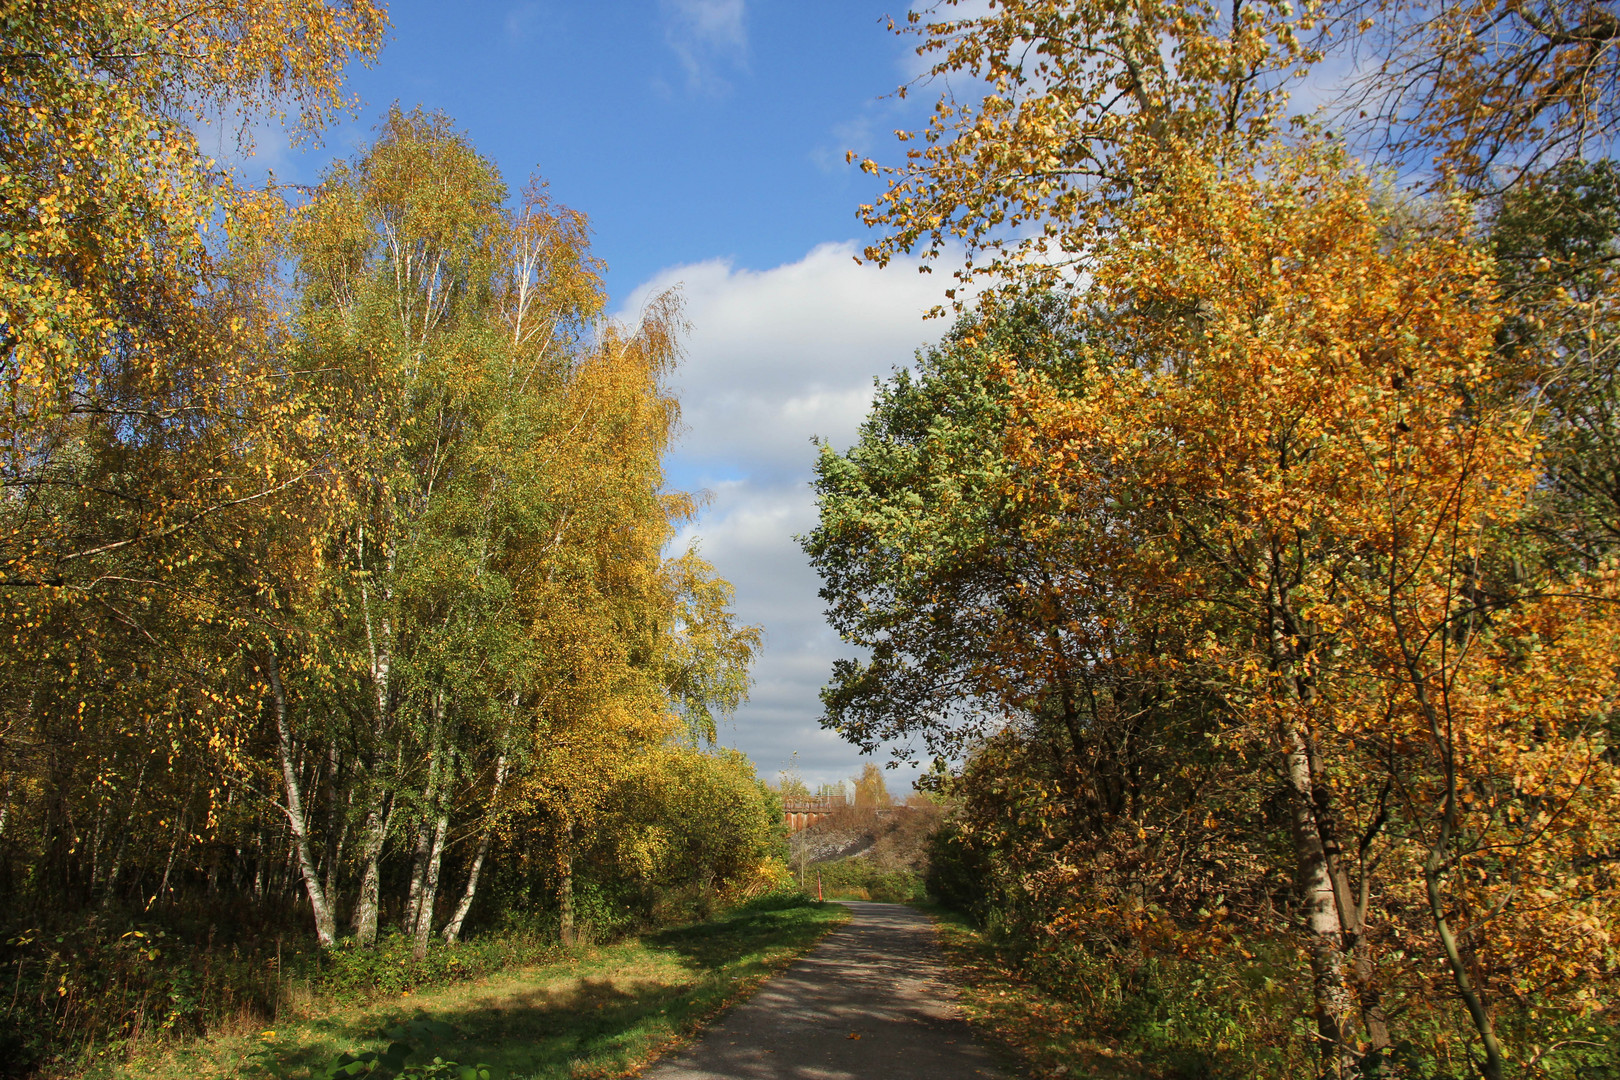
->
xmin=1000 ymin=144 xmax=1620 ymax=1077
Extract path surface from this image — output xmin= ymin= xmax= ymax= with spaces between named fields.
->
xmin=640 ymin=901 xmax=1005 ymax=1080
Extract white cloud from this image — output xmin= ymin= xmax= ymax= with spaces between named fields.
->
xmin=615 ymin=242 xmax=954 ymax=792
xmin=621 ymin=242 xmax=951 ymax=481
xmin=660 ymin=0 xmax=748 ymax=94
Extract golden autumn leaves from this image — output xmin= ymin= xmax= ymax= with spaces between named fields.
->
xmin=819 ymin=2 xmax=1620 ymax=1075
xmin=0 ymin=7 xmax=772 ymax=1044
xmin=998 ymin=146 xmax=1619 ymax=1071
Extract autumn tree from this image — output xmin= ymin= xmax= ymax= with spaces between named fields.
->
xmin=283 ymin=110 xmax=762 ymax=956
xmin=1344 ymin=0 xmax=1620 ymax=184
xmin=0 ymin=0 xmax=383 ymax=920
xmin=852 ymin=763 xmax=893 ymax=809
xmin=854 ymin=0 xmax=1324 ymax=304
xmin=0 ymin=8 xmax=772 ymax=1063
xmin=858 ymin=1 xmax=1620 ymax=310
xmin=805 ymin=298 xmax=1121 ymax=764
xmin=904 ymin=143 xmax=1615 ymax=1076
xmin=836 ymin=5 xmax=1620 ymax=1075
xmin=0 ymin=0 xmax=386 ymax=584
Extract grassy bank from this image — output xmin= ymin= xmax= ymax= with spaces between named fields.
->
xmin=924 ymin=905 xmax=1154 ymax=1080
xmin=93 ymin=894 xmax=846 ymax=1080
xmin=804 ymin=857 xmax=925 ymax=903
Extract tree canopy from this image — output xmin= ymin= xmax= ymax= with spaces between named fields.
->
xmin=817 ymin=4 xmax=1620 ymax=1077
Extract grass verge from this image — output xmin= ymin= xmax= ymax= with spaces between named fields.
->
xmin=97 ymin=895 xmax=848 ymax=1080
xmin=921 ymin=903 xmax=1155 ymax=1080
xmin=806 ymin=858 xmax=925 ymax=904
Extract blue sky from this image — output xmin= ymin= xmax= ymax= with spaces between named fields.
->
xmin=259 ymin=1 xmax=918 ymax=298
xmin=248 ymin=1 xmax=962 ymax=793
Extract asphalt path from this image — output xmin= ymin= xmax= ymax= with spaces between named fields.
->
xmin=640 ymin=901 xmax=1005 ymax=1080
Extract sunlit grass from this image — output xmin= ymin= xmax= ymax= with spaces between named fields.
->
xmin=99 ymin=896 xmax=847 ymax=1080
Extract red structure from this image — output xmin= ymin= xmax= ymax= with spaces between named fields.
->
xmin=781 ymin=793 xmax=849 ymax=833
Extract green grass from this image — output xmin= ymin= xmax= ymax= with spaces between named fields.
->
xmin=807 ymin=857 xmax=925 ymax=903
xmin=96 ymin=895 xmax=848 ymax=1080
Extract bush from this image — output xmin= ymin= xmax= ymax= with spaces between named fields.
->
xmin=809 ymin=857 xmax=925 ymax=903
xmin=923 ymin=819 xmax=992 ymax=921
xmin=305 ymin=930 xmax=562 ymax=1002
xmin=585 ymin=746 xmax=788 ymax=924
xmin=0 ymin=905 xmax=292 ymax=1077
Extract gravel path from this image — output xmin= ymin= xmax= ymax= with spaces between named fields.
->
xmin=640 ymin=901 xmax=1005 ymax=1080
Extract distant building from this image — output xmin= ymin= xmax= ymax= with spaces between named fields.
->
xmin=783 ymin=778 xmax=868 ymax=831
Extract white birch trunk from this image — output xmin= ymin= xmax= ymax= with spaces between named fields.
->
xmin=412 ymin=767 xmax=452 ymax=961
xmin=443 ymin=754 xmax=507 ymax=943
xmin=403 ymin=694 xmax=447 ymax=934
xmin=267 ymin=650 xmax=338 ymax=947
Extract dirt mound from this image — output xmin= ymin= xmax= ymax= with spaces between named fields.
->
xmin=793 ymin=800 xmax=943 ymax=871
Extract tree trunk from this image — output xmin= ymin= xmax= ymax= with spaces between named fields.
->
xmin=352 ymin=794 xmax=387 ymax=946
xmin=1284 ymin=729 xmax=1356 ymax=1076
xmin=103 ymin=753 xmax=148 ymax=900
xmin=1411 ymin=671 xmax=1506 ymax=1080
xmin=444 ymin=754 xmax=507 ymax=943
xmin=353 ymin=522 xmax=397 ymax=948
xmin=1425 ymin=844 xmax=1504 ymax=1080
xmin=402 ymin=817 xmax=434 ymax=933
xmin=412 ymin=761 xmax=452 ymax=961
xmin=1318 ymin=774 xmax=1393 ymax=1057
xmin=321 ymin=744 xmax=348 ymax=908
xmin=1268 ymin=580 xmax=1358 ymax=1076
xmin=266 ymin=650 xmax=338 ymax=947
xmin=557 ymin=820 xmax=576 ymax=947
xmin=402 ymin=699 xmax=446 ymax=935
xmin=154 ymin=785 xmax=193 ymax=908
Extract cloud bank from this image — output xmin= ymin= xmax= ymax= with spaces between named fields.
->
xmin=616 ymin=242 xmax=952 ymax=791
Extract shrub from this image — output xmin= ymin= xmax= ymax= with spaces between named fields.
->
xmin=810 ymin=857 xmax=925 ymax=903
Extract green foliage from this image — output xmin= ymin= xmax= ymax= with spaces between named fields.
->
xmin=923 ymin=820 xmax=992 ymax=923
xmin=1489 ymin=158 xmax=1620 ymax=566
xmin=0 ymin=903 xmax=562 ymax=1077
xmin=586 ymin=747 xmax=788 ymax=924
xmin=112 ymin=894 xmax=845 ymax=1080
xmin=810 ymin=857 xmax=925 ymax=904
xmin=0 ymin=911 xmax=284 ymax=1077
xmin=304 ymin=934 xmax=561 ymax=1004
xmin=296 ymin=1020 xmax=485 ymax=1080
xmin=933 ymin=905 xmax=1312 ymax=1080
xmin=1 ymin=69 xmax=765 ymax=1075
xmin=802 ymin=295 xmax=1092 ymax=761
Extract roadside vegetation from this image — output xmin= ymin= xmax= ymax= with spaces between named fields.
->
xmin=812 ymin=3 xmax=1620 ymax=1078
xmin=93 ymin=893 xmax=845 ymax=1080
xmin=0 ymin=5 xmax=773 ymax=1077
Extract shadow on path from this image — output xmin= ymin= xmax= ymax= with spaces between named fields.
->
xmin=640 ymin=901 xmax=1004 ymax=1080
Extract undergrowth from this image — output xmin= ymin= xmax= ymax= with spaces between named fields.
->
xmin=806 ymin=857 xmax=925 ymax=903
xmin=99 ymin=891 xmax=846 ymax=1080
xmin=3 ymin=889 xmax=833 ymax=1079
xmin=926 ymin=905 xmax=1620 ymax=1080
